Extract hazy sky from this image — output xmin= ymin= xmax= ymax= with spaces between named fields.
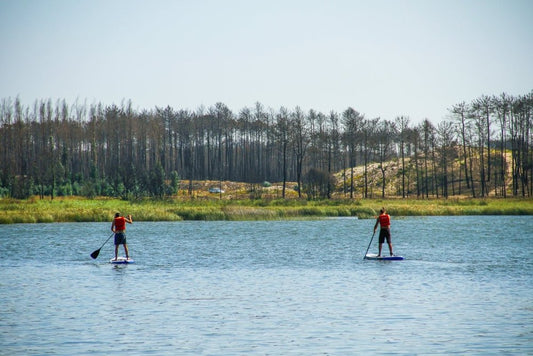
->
xmin=1 ymin=0 xmax=532 ymax=123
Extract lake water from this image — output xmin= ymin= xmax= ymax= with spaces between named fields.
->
xmin=0 ymin=216 xmax=531 ymax=355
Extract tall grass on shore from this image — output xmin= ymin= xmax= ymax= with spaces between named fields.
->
xmin=0 ymin=197 xmax=531 ymax=224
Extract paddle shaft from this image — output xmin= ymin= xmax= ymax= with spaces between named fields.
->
xmin=363 ymin=231 xmax=375 ymax=260
xmin=90 ymin=233 xmax=114 ymax=259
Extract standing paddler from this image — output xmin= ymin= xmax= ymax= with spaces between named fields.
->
xmin=111 ymin=212 xmax=133 ymax=261
xmin=373 ymin=207 xmax=394 ymax=257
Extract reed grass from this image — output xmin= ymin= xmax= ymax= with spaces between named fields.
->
xmin=0 ymin=196 xmax=531 ymax=224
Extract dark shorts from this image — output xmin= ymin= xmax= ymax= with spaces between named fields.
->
xmin=378 ymin=228 xmax=391 ymax=244
xmin=114 ymin=232 xmax=127 ymax=245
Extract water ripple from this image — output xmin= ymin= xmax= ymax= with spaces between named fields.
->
xmin=0 ymin=217 xmax=531 ymax=355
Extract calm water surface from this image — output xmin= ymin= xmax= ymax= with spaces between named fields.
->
xmin=0 ymin=216 xmax=532 ymax=355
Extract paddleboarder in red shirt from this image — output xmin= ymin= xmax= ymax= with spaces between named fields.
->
xmin=373 ymin=208 xmax=394 ymax=257
xmin=111 ymin=212 xmax=133 ymax=261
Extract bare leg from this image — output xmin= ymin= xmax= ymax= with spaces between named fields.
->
xmin=124 ymin=244 xmax=129 ymax=259
xmin=388 ymin=243 xmax=394 ymax=256
xmin=378 ymin=243 xmax=382 ymax=257
xmin=114 ymin=245 xmax=118 ymax=260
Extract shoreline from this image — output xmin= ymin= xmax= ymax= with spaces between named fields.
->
xmin=1 ymin=197 xmax=531 ymax=224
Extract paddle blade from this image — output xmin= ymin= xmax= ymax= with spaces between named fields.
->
xmin=90 ymin=248 xmax=101 ymax=259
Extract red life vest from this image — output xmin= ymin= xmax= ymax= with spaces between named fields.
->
xmin=114 ymin=216 xmax=126 ymax=230
xmin=378 ymin=214 xmax=390 ymax=228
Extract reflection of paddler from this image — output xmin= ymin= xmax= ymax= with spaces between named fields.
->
xmin=373 ymin=207 xmax=394 ymax=257
xmin=111 ymin=212 xmax=133 ymax=261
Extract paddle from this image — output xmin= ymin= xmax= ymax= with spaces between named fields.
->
xmin=90 ymin=233 xmax=114 ymax=259
xmin=363 ymin=231 xmax=376 ymax=260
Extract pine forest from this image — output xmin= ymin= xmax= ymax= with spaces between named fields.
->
xmin=0 ymin=91 xmax=531 ymax=200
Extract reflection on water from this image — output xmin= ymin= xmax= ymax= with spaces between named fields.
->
xmin=0 ymin=216 xmax=532 ymax=355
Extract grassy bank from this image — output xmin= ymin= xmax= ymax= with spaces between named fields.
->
xmin=0 ymin=196 xmax=531 ymax=224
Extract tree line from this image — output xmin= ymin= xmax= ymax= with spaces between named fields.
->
xmin=0 ymin=91 xmax=531 ymax=200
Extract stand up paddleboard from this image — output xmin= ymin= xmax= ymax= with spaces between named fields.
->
xmin=365 ymin=253 xmax=404 ymax=261
xmin=109 ymin=256 xmax=135 ymax=264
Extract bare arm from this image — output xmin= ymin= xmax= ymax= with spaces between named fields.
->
xmin=125 ymin=214 xmax=133 ymax=224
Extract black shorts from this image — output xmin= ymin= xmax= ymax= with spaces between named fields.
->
xmin=114 ymin=232 xmax=127 ymax=245
xmin=378 ymin=228 xmax=391 ymax=244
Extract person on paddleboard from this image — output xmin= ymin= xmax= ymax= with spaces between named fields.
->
xmin=373 ymin=208 xmax=394 ymax=257
xmin=111 ymin=212 xmax=133 ymax=261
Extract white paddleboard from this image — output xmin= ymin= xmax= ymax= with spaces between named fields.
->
xmin=365 ymin=253 xmax=404 ymax=261
xmin=109 ymin=256 xmax=135 ymax=264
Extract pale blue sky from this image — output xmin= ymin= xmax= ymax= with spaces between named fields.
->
xmin=1 ymin=0 xmax=531 ymax=123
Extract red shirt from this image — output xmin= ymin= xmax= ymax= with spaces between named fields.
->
xmin=378 ymin=214 xmax=390 ymax=228
xmin=114 ymin=217 xmax=126 ymax=230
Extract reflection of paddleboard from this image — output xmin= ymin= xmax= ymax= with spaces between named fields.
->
xmin=109 ymin=256 xmax=135 ymax=264
xmin=365 ymin=254 xmax=404 ymax=261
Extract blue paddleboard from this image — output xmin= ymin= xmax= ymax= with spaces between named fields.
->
xmin=365 ymin=253 xmax=404 ymax=261
xmin=109 ymin=256 xmax=135 ymax=264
